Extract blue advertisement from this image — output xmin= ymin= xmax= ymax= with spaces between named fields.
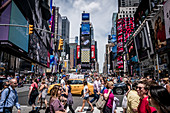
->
xmin=108 ymin=35 xmax=116 ymax=43
xmin=8 ymin=1 xmax=29 ymax=52
xmin=81 ymin=24 xmax=90 ymax=34
xmin=82 ymin=13 xmax=90 ymax=20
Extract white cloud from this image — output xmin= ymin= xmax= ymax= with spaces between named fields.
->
xmin=53 ymin=0 xmax=118 ymax=73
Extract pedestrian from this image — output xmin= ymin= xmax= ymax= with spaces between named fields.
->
xmin=28 ymin=78 xmax=39 ymax=111
xmin=78 ymin=80 xmax=94 ymax=112
xmin=0 ymin=80 xmax=9 ymax=98
xmin=64 ymin=80 xmax=75 ymax=113
xmin=0 ymin=79 xmax=21 ymax=113
xmin=103 ymin=81 xmax=114 ymax=113
xmin=38 ymin=79 xmax=48 ymax=109
xmin=148 ymin=86 xmax=170 ymax=113
xmin=136 ymin=80 xmax=156 ymax=113
xmin=61 ymin=75 xmax=66 ymax=90
xmin=49 ymin=86 xmax=66 ymax=113
xmin=90 ymin=77 xmax=100 ymax=104
xmin=162 ymin=77 xmax=170 ymax=93
xmin=127 ymin=82 xmax=140 ymax=113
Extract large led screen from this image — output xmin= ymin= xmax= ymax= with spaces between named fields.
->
xmin=8 ymin=1 xmax=29 ymax=52
xmin=81 ymin=49 xmax=90 ymax=63
xmin=80 ymin=36 xmax=91 ymax=48
xmin=81 ymin=24 xmax=90 ymax=35
xmin=151 ymin=9 xmax=166 ymax=50
xmin=82 ymin=13 xmax=90 ymax=21
xmin=108 ymin=35 xmax=116 ymax=43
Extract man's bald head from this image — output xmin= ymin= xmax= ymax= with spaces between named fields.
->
xmin=10 ymin=79 xmax=18 ymax=89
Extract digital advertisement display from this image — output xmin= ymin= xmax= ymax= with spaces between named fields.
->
xmin=91 ymin=45 xmax=95 ymax=59
xmin=8 ymin=1 xmax=29 ymax=52
xmin=80 ymin=36 xmax=91 ymax=48
xmin=151 ymin=9 xmax=166 ymax=50
xmin=81 ymin=49 xmax=90 ymax=63
xmin=81 ymin=23 xmax=90 ymax=35
xmin=82 ymin=13 xmax=90 ymax=21
xmin=122 ymin=17 xmax=134 ymax=43
xmin=117 ymin=19 xmax=124 ymax=53
xmin=77 ymin=45 xmax=80 ymax=59
xmin=117 ymin=56 xmax=123 ymax=69
xmin=134 ymin=0 xmax=150 ymax=29
xmin=108 ymin=35 xmax=116 ymax=43
xmin=164 ymin=0 xmax=170 ymax=39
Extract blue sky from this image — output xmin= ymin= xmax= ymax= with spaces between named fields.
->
xmin=53 ymin=0 xmax=118 ymax=72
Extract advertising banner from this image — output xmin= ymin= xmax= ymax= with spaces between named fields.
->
xmin=80 ymin=36 xmax=91 ymax=48
xmin=117 ymin=56 xmax=123 ymax=69
xmin=81 ymin=24 xmax=90 ymax=35
xmin=82 ymin=13 xmax=90 ymax=21
xmin=108 ymin=35 xmax=116 ymax=43
xmin=8 ymin=1 xmax=29 ymax=52
xmin=81 ymin=49 xmax=90 ymax=63
xmin=164 ymin=0 xmax=170 ymax=39
xmin=77 ymin=45 xmax=80 ymax=59
xmin=91 ymin=45 xmax=95 ymax=59
xmin=151 ymin=9 xmax=166 ymax=50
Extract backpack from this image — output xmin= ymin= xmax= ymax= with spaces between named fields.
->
xmin=31 ymin=84 xmax=39 ymax=97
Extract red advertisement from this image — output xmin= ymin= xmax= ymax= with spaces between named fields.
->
xmin=91 ymin=45 xmax=95 ymax=59
xmin=47 ymin=52 xmax=50 ymax=68
xmin=77 ymin=45 xmax=80 ymax=59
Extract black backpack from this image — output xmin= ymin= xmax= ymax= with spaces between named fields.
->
xmin=31 ymin=84 xmax=39 ymax=97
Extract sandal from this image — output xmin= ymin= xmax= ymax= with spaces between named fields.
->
xmin=78 ymin=110 xmax=83 ymax=112
xmin=91 ymin=108 xmax=94 ymax=112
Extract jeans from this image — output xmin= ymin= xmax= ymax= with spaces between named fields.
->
xmin=4 ymin=108 xmax=12 ymax=113
xmin=90 ymin=90 xmax=99 ymax=103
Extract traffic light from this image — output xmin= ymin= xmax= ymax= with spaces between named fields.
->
xmin=58 ymin=38 xmax=63 ymax=50
xmin=29 ymin=24 xmax=34 ymax=34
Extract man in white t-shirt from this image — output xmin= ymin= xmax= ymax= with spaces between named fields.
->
xmin=60 ymin=75 xmax=66 ymax=90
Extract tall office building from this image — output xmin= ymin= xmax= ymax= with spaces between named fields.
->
xmin=118 ymin=0 xmax=141 ymax=7
xmin=62 ymin=16 xmax=70 ymax=42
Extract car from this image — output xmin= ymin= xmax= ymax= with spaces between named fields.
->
xmin=113 ymin=82 xmax=126 ymax=95
xmin=47 ymin=79 xmax=94 ymax=95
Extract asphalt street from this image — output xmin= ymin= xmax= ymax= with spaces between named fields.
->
xmin=13 ymin=85 xmax=124 ymax=113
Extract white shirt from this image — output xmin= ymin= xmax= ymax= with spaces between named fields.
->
xmin=61 ymin=79 xmax=65 ymax=89
xmin=84 ymin=85 xmax=89 ymax=97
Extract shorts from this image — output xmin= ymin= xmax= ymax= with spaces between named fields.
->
xmin=84 ymin=97 xmax=89 ymax=100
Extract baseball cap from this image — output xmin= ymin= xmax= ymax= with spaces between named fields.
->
xmin=62 ymin=75 xmax=66 ymax=78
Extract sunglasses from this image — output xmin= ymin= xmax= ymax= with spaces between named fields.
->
xmin=136 ymin=86 xmax=144 ymax=90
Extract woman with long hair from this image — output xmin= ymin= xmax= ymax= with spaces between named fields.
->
xmin=148 ymin=86 xmax=170 ymax=113
xmin=64 ymin=80 xmax=75 ymax=113
xmin=78 ymin=80 xmax=94 ymax=112
xmin=49 ymin=85 xmax=66 ymax=113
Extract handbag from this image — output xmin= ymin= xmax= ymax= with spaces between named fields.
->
xmin=31 ymin=84 xmax=39 ymax=97
xmin=96 ymin=95 xmax=106 ymax=110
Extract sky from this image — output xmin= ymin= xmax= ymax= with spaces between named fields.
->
xmin=53 ymin=0 xmax=118 ymax=73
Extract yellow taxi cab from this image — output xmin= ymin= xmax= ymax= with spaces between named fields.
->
xmin=47 ymin=79 xmax=94 ymax=95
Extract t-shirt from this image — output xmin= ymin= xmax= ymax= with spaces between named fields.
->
xmin=138 ymin=96 xmax=156 ymax=113
xmin=60 ymin=79 xmax=65 ymax=89
xmin=84 ymin=85 xmax=89 ymax=97
xmin=50 ymin=98 xmax=64 ymax=113
xmin=104 ymin=89 xmax=114 ymax=108
xmin=30 ymin=82 xmax=38 ymax=91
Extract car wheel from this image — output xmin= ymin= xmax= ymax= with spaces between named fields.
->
xmin=115 ymin=88 xmax=123 ymax=95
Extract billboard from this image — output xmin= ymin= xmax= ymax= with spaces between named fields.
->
xmin=81 ymin=49 xmax=90 ymax=63
xmin=134 ymin=0 xmax=150 ymax=29
xmin=91 ymin=45 xmax=95 ymax=59
xmin=80 ymin=36 xmax=91 ymax=48
xmin=82 ymin=13 xmax=90 ymax=21
xmin=77 ymin=45 xmax=80 ymax=59
xmin=164 ymin=0 xmax=170 ymax=39
xmin=81 ymin=23 xmax=90 ymax=35
xmin=8 ymin=1 xmax=29 ymax=52
xmin=108 ymin=35 xmax=116 ymax=43
xmin=117 ymin=56 xmax=123 ymax=69
xmin=117 ymin=19 xmax=124 ymax=53
xmin=151 ymin=9 xmax=166 ymax=50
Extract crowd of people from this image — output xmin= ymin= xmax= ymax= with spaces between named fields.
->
xmin=0 ymin=73 xmax=169 ymax=113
